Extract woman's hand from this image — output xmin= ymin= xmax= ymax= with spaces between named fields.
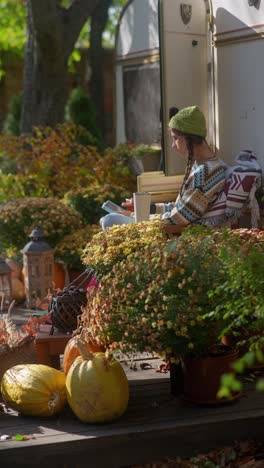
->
xmin=121 ymin=198 xmax=134 ymax=212
xmin=117 ymin=209 xmax=132 ymax=217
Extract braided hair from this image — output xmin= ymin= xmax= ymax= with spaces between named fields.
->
xmin=170 ymin=129 xmax=204 ymax=197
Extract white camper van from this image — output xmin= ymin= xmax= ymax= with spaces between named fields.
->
xmin=115 ymin=0 xmax=264 ymax=184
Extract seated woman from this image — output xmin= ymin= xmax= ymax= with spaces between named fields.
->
xmin=101 ymin=106 xmax=226 ymax=230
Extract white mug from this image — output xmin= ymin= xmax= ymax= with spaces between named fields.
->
xmin=133 ymin=192 xmax=151 ymax=222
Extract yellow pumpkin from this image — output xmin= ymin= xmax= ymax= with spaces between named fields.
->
xmin=63 ymin=335 xmax=105 ymax=375
xmin=1 ymin=364 xmax=66 ymax=416
xmin=66 ymin=341 xmax=129 ymax=423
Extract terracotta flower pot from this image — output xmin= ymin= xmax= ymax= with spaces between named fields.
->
xmin=182 ymin=346 xmax=240 ymax=405
xmin=54 ymin=262 xmax=66 ymax=289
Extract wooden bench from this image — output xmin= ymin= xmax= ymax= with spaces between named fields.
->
xmin=0 ymin=360 xmax=264 ymax=467
xmin=163 ymin=223 xmax=241 ymax=239
xmin=137 ymin=171 xmax=182 ymax=203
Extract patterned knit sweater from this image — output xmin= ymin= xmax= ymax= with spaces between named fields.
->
xmin=156 ymin=158 xmax=226 ymax=225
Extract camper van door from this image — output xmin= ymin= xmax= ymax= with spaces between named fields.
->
xmin=159 ymin=0 xmax=211 ymax=176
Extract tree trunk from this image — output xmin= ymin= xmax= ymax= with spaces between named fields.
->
xmin=21 ymin=0 xmax=100 ymax=134
xmin=21 ymin=3 xmax=68 ymax=132
xmin=90 ymin=0 xmax=113 ymax=140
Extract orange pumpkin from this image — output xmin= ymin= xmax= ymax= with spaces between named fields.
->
xmin=54 ymin=262 xmax=66 ymax=289
xmin=63 ymin=335 xmax=104 ymax=374
xmin=21 ymin=266 xmax=25 ymax=284
xmin=11 ymin=277 xmax=26 ymax=302
xmin=5 ymin=259 xmax=22 ymax=280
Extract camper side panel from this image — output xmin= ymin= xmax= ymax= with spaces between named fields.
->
xmin=213 ymin=0 xmax=264 ymax=172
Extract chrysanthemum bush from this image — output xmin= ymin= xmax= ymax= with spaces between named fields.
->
xmin=81 ymin=225 xmax=229 ymax=356
xmin=0 ymin=197 xmax=82 ymax=255
xmin=81 ymin=220 xmax=167 ymax=277
xmin=54 ymin=225 xmax=101 ymax=271
xmin=81 ymin=225 xmax=264 ymax=361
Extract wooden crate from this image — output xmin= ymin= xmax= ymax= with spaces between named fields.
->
xmin=35 ymin=327 xmax=71 ymax=369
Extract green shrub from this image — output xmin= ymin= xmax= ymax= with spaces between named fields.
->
xmin=3 ymin=94 xmax=22 ymax=136
xmin=0 ymin=124 xmax=101 ymax=198
xmin=128 ymin=144 xmax=161 ymax=157
xmin=0 ymin=197 xmax=82 ymax=256
xmin=63 ymin=189 xmax=103 ymax=225
xmin=65 ymin=87 xmax=102 ymax=148
xmin=54 ymin=225 xmax=101 ymax=271
xmin=63 ymin=143 xmax=139 ymax=224
xmin=0 ymin=173 xmax=48 ymax=203
xmin=0 ymin=133 xmax=138 ymax=209
xmin=63 ymin=183 xmax=134 ymax=225
xmin=95 ymin=144 xmax=137 ymax=197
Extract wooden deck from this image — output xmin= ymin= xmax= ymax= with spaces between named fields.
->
xmin=1 ymin=357 xmax=264 ymax=468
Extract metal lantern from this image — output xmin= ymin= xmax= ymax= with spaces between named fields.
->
xmin=22 ymin=227 xmax=54 ymax=309
xmin=0 ymin=258 xmax=12 ymax=311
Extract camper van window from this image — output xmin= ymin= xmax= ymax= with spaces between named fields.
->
xmin=123 ymin=62 xmax=161 ymax=146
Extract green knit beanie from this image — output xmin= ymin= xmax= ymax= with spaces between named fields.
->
xmin=168 ymin=106 xmax=207 ymax=138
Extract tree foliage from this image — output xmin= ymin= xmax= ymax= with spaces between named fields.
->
xmin=0 ymin=0 xmax=126 ymax=76
xmin=0 ymin=0 xmax=127 ymax=133
xmin=103 ymin=0 xmax=126 ymax=46
xmin=0 ymin=0 xmax=26 ymax=77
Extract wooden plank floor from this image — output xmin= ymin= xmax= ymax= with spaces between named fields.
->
xmin=1 ymin=357 xmax=264 ymax=468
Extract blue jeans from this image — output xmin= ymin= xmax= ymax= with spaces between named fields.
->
xmin=100 ymin=213 xmax=135 ymax=231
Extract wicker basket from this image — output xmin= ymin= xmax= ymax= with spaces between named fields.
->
xmin=0 ymin=336 xmax=38 ymax=383
xmin=48 ymin=269 xmax=94 ymax=333
xmin=49 ymin=287 xmax=87 ymax=333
